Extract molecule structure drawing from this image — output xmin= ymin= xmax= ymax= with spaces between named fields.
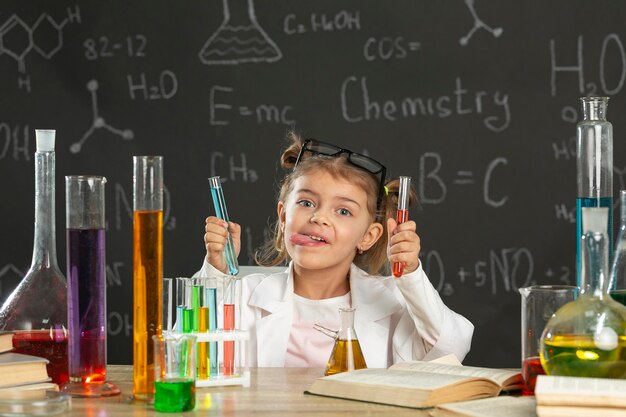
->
xmin=0 ymin=6 xmax=80 ymax=91
xmin=199 ymin=0 xmax=282 ymax=65
xmin=459 ymin=0 xmax=503 ymax=46
xmin=70 ymin=80 xmax=134 ymax=154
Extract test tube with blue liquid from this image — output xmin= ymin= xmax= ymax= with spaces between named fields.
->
xmin=208 ymin=176 xmax=239 ymax=276
xmin=204 ymin=281 xmax=218 ymax=376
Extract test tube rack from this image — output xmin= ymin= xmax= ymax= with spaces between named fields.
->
xmin=170 ymin=329 xmax=250 ymax=388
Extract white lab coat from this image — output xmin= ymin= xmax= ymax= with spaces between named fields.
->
xmin=195 ymin=260 xmax=474 ymax=368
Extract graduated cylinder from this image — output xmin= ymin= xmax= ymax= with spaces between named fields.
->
xmin=63 ymin=176 xmax=119 ymax=397
xmin=133 ymin=156 xmax=163 ymax=399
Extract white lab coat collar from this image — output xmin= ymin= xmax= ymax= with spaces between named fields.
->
xmin=247 ymin=263 xmax=403 ymax=367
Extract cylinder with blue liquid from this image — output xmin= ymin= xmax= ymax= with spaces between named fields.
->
xmin=576 ymin=96 xmax=613 ymax=287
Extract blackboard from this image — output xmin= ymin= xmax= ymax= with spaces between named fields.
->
xmin=1 ymin=0 xmax=625 ymax=367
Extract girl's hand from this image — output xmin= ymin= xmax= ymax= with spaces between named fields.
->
xmin=204 ymin=216 xmax=241 ymax=274
xmin=386 ymin=218 xmax=421 ymax=275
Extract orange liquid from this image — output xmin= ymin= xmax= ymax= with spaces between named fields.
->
xmin=197 ymin=307 xmax=209 ymax=380
xmin=325 ymin=339 xmax=367 ymax=376
xmin=224 ymin=304 xmax=235 ymax=375
xmin=133 ymin=210 xmax=163 ymax=399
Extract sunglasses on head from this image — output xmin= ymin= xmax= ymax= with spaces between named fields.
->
xmin=294 ymin=139 xmax=387 ymax=214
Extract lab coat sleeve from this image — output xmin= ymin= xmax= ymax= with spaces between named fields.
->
xmin=394 ymin=263 xmax=474 ymax=362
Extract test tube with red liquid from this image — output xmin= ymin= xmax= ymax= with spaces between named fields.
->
xmin=223 ymin=276 xmax=236 ymax=375
xmin=392 ymin=176 xmax=411 ymax=278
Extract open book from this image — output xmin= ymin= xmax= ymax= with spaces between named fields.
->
xmin=433 ymin=396 xmax=537 ymax=417
xmin=535 ymin=375 xmax=626 ymax=417
xmin=305 ymin=359 xmax=522 ymax=409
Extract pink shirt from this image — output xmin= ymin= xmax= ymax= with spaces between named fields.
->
xmin=284 ymin=292 xmax=351 ymax=367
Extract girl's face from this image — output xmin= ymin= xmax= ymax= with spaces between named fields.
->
xmin=278 ymin=171 xmax=383 ymax=274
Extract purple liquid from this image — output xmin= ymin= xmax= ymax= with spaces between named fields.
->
xmin=67 ymin=228 xmax=107 ymax=382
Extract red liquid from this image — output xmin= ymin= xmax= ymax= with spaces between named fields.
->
xmin=13 ymin=330 xmax=68 ymax=385
xmin=392 ymin=209 xmax=409 ymax=277
xmin=224 ymin=304 xmax=235 ymax=375
xmin=522 ymin=356 xmax=545 ymax=395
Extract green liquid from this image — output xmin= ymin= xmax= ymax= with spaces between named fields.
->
xmin=611 ymin=289 xmax=626 ymax=306
xmin=541 ymin=335 xmax=626 ymax=378
xmin=154 ymin=378 xmax=195 ymax=412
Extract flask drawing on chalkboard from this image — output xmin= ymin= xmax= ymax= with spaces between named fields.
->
xmin=199 ymin=0 xmax=282 ymax=65
xmin=70 ymin=80 xmax=134 ymax=154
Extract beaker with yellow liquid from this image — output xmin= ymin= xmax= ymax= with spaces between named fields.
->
xmin=314 ymin=307 xmax=367 ymax=376
xmin=540 ymin=207 xmax=626 ymax=378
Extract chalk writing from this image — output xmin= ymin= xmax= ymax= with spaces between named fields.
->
xmin=422 ymin=250 xmax=454 ymax=296
xmin=283 ymin=11 xmax=360 ymax=35
xmin=340 ymin=76 xmax=510 ymax=132
xmin=210 ymin=152 xmax=258 ymax=183
xmin=209 ymin=85 xmax=295 ymax=125
xmin=199 ymin=0 xmax=281 ymax=65
xmin=0 ymin=123 xmax=30 ymax=161
xmin=108 ymin=311 xmax=132 ymax=337
xmin=113 ymin=182 xmax=175 ymax=231
xmin=127 ymin=70 xmax=178 ymax=100
xmin=550 ymin=34 xmax=626 ymax=97
xmin=84 ymin=34 xmax=147 ymax=60
xmin=0 ymin=264 xmax=25 ymax=304
xmin=555 ymin=204 xmax=576 ymax=223
xmin=70 ymin=80 xmax=134 ymax=154
xmin=418 ymin=152 xmax=509 ymax=207
xmin=106 ymin=262 xmax=124 ymax=287
xmin=363 ymin=37 xmax=420 ymax=61
xmin=456 ymin=248 xmax=534 ymax=295
xmin=0 ymin=6 xmax=81 ymax=92
xmin=459 ymin=0 xmax=503 ymax=46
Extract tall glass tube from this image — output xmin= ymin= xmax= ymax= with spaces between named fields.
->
xmin=0 ymin=130 xmax=68 ymax=385
xmin=610 ymin=190 xmax=626 ymax=304
xmin=576 ymin=97 xmax=613 ymax=286
xmin=62 ymin=176 xmax=119 ymax=397
xmin=133 ymin=156 xmax=163 ymax=400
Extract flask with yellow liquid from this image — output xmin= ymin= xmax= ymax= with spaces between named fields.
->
xmin=314 ymin=307 xmax=367 ymax=376
xmin=540 ymin=207 xmax=626 ymax=378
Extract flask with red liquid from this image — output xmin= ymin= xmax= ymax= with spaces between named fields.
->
xmin=0 ymin=130 xmax=68 ymax=385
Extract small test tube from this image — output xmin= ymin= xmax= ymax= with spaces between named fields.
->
xmin=205 ymin=286 xmax=218 ymax=376
xmin=174 ymin=277 xmax=186 ymax=332
xmin=393 ymin=176 xmax=411 ymax=278
xmin=208 ymin=176 xmax=239 ymax=276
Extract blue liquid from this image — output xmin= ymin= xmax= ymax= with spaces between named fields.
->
xmin=576 ymin=197 xmax=613 ymax=286
xmin=210 ymin=187 xmax=239 ymax=276
xmin=205 ymin=287 xmax=218 ymax=376
xmin=175 ymin=305 xmax=184 ymax=332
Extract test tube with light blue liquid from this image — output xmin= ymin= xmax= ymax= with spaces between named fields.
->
xmin=205 ymin=284 xmax=218 ymax=376
xmin=208 ymin=176 xmax=239 ymax=276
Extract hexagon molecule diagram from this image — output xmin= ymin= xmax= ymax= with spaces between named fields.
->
xmin=0 ymin=6 xmax=81 ymax=91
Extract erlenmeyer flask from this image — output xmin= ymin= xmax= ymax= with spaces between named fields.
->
xmin=540 ymin=207 xmax=626 ymax=378
xmin=314 ymin=307 xmax=367 ymax=376
xmin=199 ymin=0 xmax=282 ymax=65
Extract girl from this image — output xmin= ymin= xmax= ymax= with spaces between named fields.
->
xmin=196 ymin=134 xmax=473 ymax=368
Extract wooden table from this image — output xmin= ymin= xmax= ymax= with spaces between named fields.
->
xmin=65 ymin=365 xmax=430 ymax=416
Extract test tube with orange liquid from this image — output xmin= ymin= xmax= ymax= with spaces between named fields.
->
xmin=392 ymin=176 xmax=411 ymax=278
xmin=132 ymin=156 xmax=164 ymax=400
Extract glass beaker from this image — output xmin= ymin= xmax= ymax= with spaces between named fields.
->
xmin=314 ymin=307 xmax=367 ymax=376
xmin=541 ymin=207 xmax=626 ymax=378
xmin=0 ymin=130 xmax=68 ymax=385
xmin=610 ymin=190 xmax=626 ymax=305
xmin=62 ymin=176 xmax=119 ymax=397
xmin=576 ymin=96 xmax=613 ymax=286
xmin=133 ymin=156 xmax=164 ymax=400
xmin=153 ymin=333 xmax=196 ymax=412
xmin=519 ymin=285 xmax=577 ymax=395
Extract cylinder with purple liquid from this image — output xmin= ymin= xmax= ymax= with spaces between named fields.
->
xmin=62 ymin=176 xmax=119 ymax=397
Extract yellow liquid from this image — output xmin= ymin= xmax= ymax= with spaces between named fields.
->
xmin=541 ymin=334 xmax=626 ymax=378
xmin=133 ymin=210 xmax=163 ymax=399
xmin=325 ymin=339 xmax=367 ymax=376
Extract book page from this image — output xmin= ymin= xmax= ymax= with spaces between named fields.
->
xmin=321 ymin=368 xmax=476 ymax=390
xmin=390 ymin=361 xmax=520 ymax=387
xmin=535 ymin=375 xmax=626 ymax=408
xmin=434 ymin=396 xmax=537 ymax=417
xmin=536 ymin=405 xmax=626 ymax=417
